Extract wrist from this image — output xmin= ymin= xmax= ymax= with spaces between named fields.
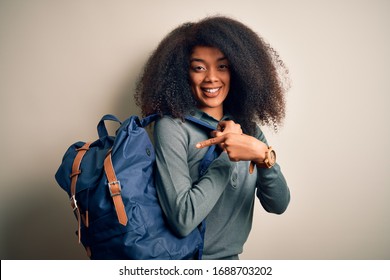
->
xmin=249 ymin=146 xmax=276 ymax=173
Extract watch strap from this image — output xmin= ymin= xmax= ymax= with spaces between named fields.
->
xmin=249 ymin=146 xmax=276 ymax=173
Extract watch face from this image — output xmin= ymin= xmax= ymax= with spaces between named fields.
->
xmin=260 ymin=147 xmax=276 ymax=168
xmin=267 ymin=149 xmax=276 ymax=167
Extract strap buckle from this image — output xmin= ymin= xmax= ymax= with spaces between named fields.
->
xmin=70 ymin=195 xmax=78 ymax=211
xmin=107 ymin=180 xmax=121 ymax=197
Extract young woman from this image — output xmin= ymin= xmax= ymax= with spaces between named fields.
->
xmin=135 ymin=16 xmax=291 ymax=260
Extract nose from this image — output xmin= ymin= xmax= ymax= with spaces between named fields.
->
xmin=204 ymin=68 xmax=219 ymax=83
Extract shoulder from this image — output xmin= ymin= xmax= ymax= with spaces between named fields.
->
xmin=254 ymin=124 xmax=269 ymax=145
xmin=154 ymin=116 xmax=189 ymax=144
xmin=156 ymin=115 xmax=185 ymax=125
xmin=154 ymin=115 xmax=213 ymax=145
xmin=155 ymin=116 xmax=186 ymax=134
xmin=155 ymin=115 xmax=209 ymax=134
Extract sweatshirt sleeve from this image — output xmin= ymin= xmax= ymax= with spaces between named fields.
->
xmin=255 ymin=126 xmax=291 ymax=214
xmin=154 ymin=117 xmax=235 ymax=237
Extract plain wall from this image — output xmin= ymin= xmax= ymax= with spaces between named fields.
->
xmin=1 ymin=0 xmax=389 ymax=260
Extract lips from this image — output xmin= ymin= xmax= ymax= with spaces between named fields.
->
xmin=202 ymin=87 xmax=221 ymax=97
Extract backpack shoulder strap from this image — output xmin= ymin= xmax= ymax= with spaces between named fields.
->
xmin=140 ymin=114 xmax=160 ymax=127
xmin=184 ymin=116 xmax=218 ymax=177
xmin=184 ymin=115 xmax=216 ymax=130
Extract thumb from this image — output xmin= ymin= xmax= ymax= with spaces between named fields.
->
xmin=210 ymin=130 xmax=224 ymax=138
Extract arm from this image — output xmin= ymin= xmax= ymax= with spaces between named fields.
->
xmin=196 ymin=122 xmax=290 ymax=214
xmin=154 ymin=117 xmax=235 ymax=237
xmin=255 ymin=126 xmax=290 ymax=214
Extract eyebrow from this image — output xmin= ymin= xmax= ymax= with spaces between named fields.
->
xmin=190 ymin=56 xmax=228 ymax=63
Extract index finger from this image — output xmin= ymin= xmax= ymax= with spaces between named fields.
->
xmin=196 ymin=135 xmax=226 ymax=149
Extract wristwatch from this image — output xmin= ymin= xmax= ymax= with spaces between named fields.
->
xmin=258 ymin=146 xmax=276 ymax=168
xmin=249 ymin=146 xmax=276 ymax=173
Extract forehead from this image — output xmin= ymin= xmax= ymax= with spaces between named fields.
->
xmin=190 ymin=46 xmax=227 ymax=60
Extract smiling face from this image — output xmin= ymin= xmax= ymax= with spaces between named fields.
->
xmin=189 ymin=46 xmax=230 ymax=120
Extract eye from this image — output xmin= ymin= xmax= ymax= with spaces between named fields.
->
xmin=191 ymin=65 xmax=206 ymax=72
xmin=218 ymin=64 xmax=230 ymax=71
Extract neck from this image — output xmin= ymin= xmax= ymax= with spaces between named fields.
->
xmin=198 ymin=107 xmax=224 ymax=121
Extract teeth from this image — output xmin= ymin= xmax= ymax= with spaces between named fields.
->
xmin=204 ymin=88 xmax=220 ymax=93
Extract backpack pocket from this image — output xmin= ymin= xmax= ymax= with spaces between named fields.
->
xmin=80 ymin=202 xmax=171 ymax=259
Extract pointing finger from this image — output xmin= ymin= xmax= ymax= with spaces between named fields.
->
xmin=196 ymin=135 xmax=226 ymax=148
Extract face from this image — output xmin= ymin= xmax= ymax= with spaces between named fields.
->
xmin=189 ymin=46 xmax=230 ymax=120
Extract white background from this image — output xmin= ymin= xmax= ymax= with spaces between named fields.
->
xmin=0 ymin=0 xmax=389 ymax=260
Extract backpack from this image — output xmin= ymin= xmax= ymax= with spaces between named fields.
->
xmin=54 ymin=114 xmax=217 ymax=259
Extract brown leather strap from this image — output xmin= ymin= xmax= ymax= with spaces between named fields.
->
xmin=81 ymin=211 xmax=89 ymax=228
xmin=69 ymin=142 xmax=91 ymax=243
xmin=104 ymin=152 xmax=128 ymax=226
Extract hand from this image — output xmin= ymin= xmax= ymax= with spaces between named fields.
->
xmin=210 ymin=120 xmax=242 ymax=151
xmin=196 ymin=131 xmax=268 ymax=164
xmin=211 ymin=120 xmax=243 ymax=137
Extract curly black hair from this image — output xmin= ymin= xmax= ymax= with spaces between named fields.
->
xmin=135 ymin=16 xmax=289 ymax=135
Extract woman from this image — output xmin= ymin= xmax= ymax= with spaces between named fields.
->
xmin=135 ymin=16 xmax=290 ymax=260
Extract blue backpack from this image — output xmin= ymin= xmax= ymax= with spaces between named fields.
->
xmin=55 ymin=114 xmax=217 ymax=259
